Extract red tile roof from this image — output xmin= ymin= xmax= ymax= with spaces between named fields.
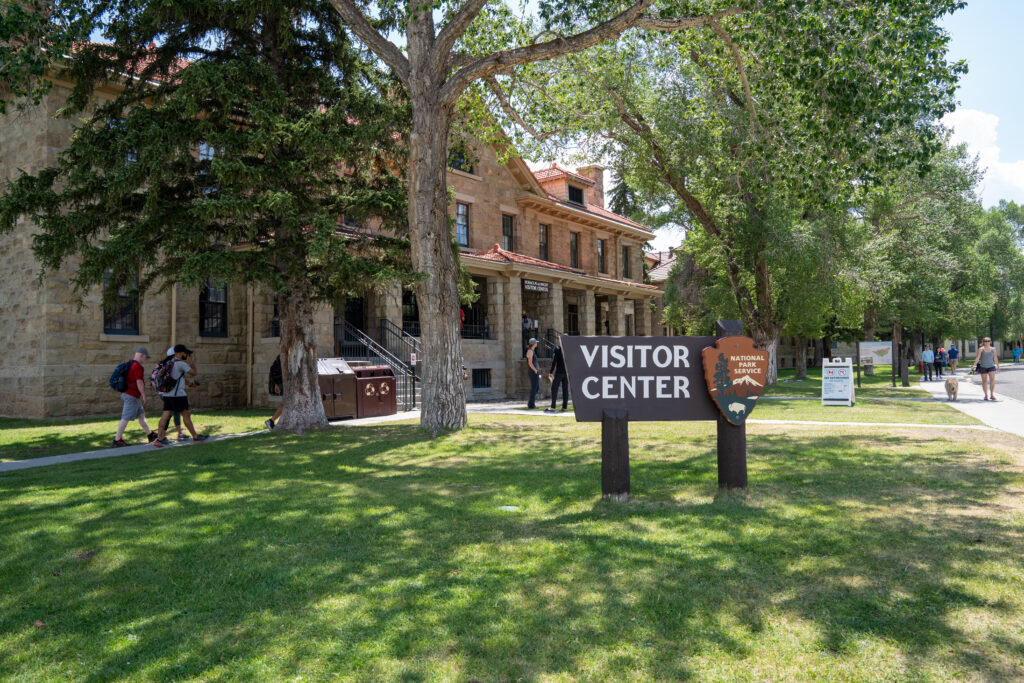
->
xmin=533 ymin=163 xmax=595 ymax=186
xmin=466 ymin=245 xmax=660 ymax=291
xmin=468 ymin=245 xmax=582 ymax=274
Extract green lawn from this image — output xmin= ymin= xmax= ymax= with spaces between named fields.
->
xmin=1 ymin=416 xmax=1022 ymax=681
xmin=766 ymin=365 xmax=929 ymax=398
xmin=753 ymin=397 xmax=982 ymax=425
xmin=0 ymin=410 xmax=269 ymax=463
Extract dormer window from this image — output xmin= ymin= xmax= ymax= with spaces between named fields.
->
xmin=567 ymin=184 xmax=584 ymax=205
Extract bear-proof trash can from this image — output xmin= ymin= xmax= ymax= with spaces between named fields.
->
xmin=317 ymin=358 xmax=357 ymax=420
xmin=354 ymin=365 xmax=397 ymax=418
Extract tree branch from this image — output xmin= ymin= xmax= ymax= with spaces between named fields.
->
xmin=708 ymin=19 xmax=758 ymax=128
xmin=483 ymin=75 xmax=564 ymax=143
xmin=434 ymin=0 xmax=489 ymax=63
xmin=439 ymin=4 xmax=742 ymax=105
xmin=327 ymin=0 xmax=409 ymax=83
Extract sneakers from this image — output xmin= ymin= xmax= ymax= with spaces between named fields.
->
xmin=264 ymin=419 xmax=275 ymax=430
xmin=112 ymin=438 xmax=129 ymax=448
xmin=192 ymin=434 xmax=209 ymax=443
xmin=177 ymin=434 xmax=191 ymax=442
xmin=146 ymin=431 xmax=158 ymax=443
xmin=544 ymin=408 xmax=556 ymax=414
xmin=152 ymin=438 xmax=171 ymax=448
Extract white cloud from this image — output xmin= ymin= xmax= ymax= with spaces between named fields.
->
xmin=942 ymin=109 xmax=1024 ymax=207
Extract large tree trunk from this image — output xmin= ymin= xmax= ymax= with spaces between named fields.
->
xmin=893 ymin=320 xmax=909 ymax=387
xmin=863 ymin=309 xmax=875 ymax=375
xmin=751 ymin=324 xmax=780 ymax=385
xmin=407 ymin=57 xmax=467 ymax=434
xmin=276 ymin=281 xmax=328 ymax=433
xmin=794 ymin=334 xmax=807 ymax=379
xmin=811 ymin=338 xmax=823 ymax=368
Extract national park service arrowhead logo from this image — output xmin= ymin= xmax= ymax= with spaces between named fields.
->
xmin=701 ymin=336 xmax=770 ymax=426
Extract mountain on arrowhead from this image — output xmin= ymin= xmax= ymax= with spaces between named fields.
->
xmin=732 ymin=375 xmax=763 ymax=387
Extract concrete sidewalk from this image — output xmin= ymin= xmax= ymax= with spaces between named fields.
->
xmin=5 ymin=388 xmax=1019 ymax=474
xmin=914 ymin=371 xmax=1024 ymax=438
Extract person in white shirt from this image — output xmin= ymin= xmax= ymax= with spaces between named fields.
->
xmin=153 ymin=344 xmax=208 ymax=446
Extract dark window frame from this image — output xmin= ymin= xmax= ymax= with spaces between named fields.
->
xmin=102 ymin=271 xmax=140 ymax=335
xmin=199 ymin=279 xmax=228 ymax=337
xmin=567 ymin=184 xmax=584 ymax=205
xmin=539 ymin=223 xmax=549 ymax=261
xmin=570 ymin=232 xmax=580 ymax=268
xmin=501 ymin=214 xmax=515 ymax=251
xmin=472 ymin=368 xmax=492 ymax=389
xmin=597 ymin=238 xmax=606 ymax=273
xmin=455 ymin=202 xmax=470 ymax=247
xmin=567 ymin=303 xmax=580 ymax=335
xmin=621 ymin=245 xmax=631 ymax=279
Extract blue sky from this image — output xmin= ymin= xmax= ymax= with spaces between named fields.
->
xmin=940 ymin=1 xmax=1024 ymax=207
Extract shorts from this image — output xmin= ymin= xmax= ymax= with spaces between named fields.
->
xmin=120 ymin=393 xmax=145 ymax=421
xmin=161 ymin=395 xmax=190 ymax=413
xmin=977 ymin=366 xmax=997 ymax=374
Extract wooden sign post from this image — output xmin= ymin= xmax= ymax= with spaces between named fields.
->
xmin=561 ymin=320 xmax=765 ymax=498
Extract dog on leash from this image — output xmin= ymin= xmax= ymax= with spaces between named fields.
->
xmin=944 ymin=376 xmax=959 ymax=401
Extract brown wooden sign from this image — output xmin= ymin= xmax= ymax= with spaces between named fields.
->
xmin=560 ymin=335 xmax=719 ymax=422
xmin=700 ymin=336 xmax=770 ymax=426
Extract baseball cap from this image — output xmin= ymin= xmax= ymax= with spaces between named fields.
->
xmin=173 ymin=343 xmax=194 ymax=355
xmin=135 ymin=346 xmax=151 ymax=358
xmin=528 ymin=337 xmax=539 ymax=345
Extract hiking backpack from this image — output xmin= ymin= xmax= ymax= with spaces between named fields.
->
xmin=108 ymin=360 xmax=135 ymax=392
xmin=150 ymin=359 xmax=179 ymax=393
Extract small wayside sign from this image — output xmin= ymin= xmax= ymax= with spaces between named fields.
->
xmin=700 ymin=336 xmax=770 ymax=426
xmin=822 ymin=358 xmax=855 ymax=406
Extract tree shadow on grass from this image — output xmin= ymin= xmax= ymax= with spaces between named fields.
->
xmin=0 ymin=422 xmax=1021 ymax=680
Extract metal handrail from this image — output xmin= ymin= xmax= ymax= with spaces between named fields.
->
xmin=335 ymin=320 xmax=417 ymax=410
xmin=380 ymin=318 xmax=421 ymax=364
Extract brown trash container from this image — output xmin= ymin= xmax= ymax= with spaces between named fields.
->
xmin=317 ymin=358 xmax=357 ymax=420
xmin=354 ymin=365 xmax=397 ymax=418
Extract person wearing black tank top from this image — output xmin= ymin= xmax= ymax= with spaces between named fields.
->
xmin=972 ymin=337 xmax=1000 ymax=400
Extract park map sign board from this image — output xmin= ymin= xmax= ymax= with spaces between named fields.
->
xmin=561 ymin=327 xmax=769 ymax=497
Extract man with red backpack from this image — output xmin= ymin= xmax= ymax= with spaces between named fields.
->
xmin=112 ymin=347 xmax=159 ymax=447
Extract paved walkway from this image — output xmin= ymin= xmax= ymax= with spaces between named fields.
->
xmin=4 ymin=388 xmax=1020 ymax=474
xmin=914 ymin=370 xmax=1024 ymax=438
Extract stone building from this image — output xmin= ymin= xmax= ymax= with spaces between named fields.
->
xmin=0 ymin=80 xmax=660 ymax=417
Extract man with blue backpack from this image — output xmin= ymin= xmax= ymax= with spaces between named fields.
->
xmin=110 ymin=347 xmax=159 ymax=447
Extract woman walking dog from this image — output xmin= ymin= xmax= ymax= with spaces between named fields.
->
xmin=972 ymin=337 xmax=1000 ymax=401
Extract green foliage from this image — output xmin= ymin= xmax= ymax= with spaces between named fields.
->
xmin=0 ymin=0 xmax=411 ymax=311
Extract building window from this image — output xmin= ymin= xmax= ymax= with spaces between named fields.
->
xmin=270 ymin=293 xmax=280 ymax=337
xmin=621 ymin=245 xmax=631 ymax=279
xmin=502 ymin=214 xmax=514 ymax=251
xmin=449 ymin=149 xmax=474 ymax=174
xmin=402 ymin=289 xmax=420 ymax=336
xmin=472 ymin=368 xmax=491 ymax=389
xmin=455 ymin=202 xmax=470 ymax=247
xmin=567 ymin=304 xmax=579 ymax=335
xmin=343 ymin=215 xmax=364 ymax=230
xmin=539 ymin=224 xmax=549 ymax=261
xmin=597 ymin=239 xmax=606 ymax=273
xmin=570 ymin=232 xmax=579 ymax=268
xmin=102 ymin=271 xmax=140 ymax=335
xmin=625 ymin=314 xmax=633 ymax=336
xmin=198 ymin=141 xmax=218 ymax=195
xmin=568 ymin=184 xmax=584 ymax=205
xmin=200 ymin=279 xmax=228 ymax=337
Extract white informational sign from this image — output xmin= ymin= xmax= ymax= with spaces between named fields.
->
xmin=822 ymin=357 xmax=855 ymax=406
xmin=859 ymin=341 xmax=893 ymax=367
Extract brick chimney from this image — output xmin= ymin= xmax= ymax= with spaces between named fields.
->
xmin=578 ymin=165 xmax=605 ymax=208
